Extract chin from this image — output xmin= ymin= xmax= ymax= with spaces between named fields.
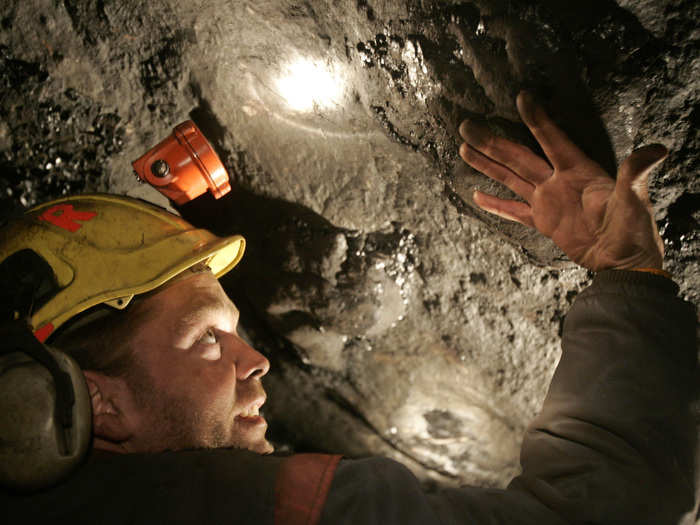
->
xmin=230 ymin=416 xmax=273 ymax=454
xmin=247 ymin=439 xmax=274 ymax=455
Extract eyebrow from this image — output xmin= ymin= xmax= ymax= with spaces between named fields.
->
xmin=170 ymin=294 xmax=239 ymax=346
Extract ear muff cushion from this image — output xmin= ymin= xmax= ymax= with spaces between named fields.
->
xmin=0 ymin=346 xmax=91 ymax=491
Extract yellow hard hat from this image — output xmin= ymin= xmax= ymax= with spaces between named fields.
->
xmin=0 ymin=193 xmax=245 ymax=342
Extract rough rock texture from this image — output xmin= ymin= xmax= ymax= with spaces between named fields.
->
xmin=1 ymin=0 xmax=698 ymax=497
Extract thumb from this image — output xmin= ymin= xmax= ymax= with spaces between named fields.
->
xmin=617 ymin=144 xmax=668 ymax=199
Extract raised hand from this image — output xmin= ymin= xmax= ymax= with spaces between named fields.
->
xmin=458 ymin=91 xmax=667 ymax=272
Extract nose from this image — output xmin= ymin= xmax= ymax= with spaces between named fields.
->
xmin=229 ymin=334 xmax=270 ymax=380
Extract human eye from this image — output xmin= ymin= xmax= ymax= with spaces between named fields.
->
xmin=194 ymin=327 xmax=221 ymax=361
xmin=198 ymin=327 xmax=218 ymax=345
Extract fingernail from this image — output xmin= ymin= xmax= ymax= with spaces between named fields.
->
xmin=458 ymin=119 xmax=470 ymax=139
xmin=461 ymin=120 xmax=489 ymax=146
xmin=654 ymin=144 xmax=669 ymax=160
xmin=517 ymin=91 xmax=539 ymax=124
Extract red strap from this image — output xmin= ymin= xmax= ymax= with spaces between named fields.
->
xmin=33 ymin=322 xmax=55 ymax=342
xmin=274 ymin=453 xmax=342 ymax=525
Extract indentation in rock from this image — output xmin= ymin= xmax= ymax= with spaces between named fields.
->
xmin=424 ymin=409 xmax=463 ymax=439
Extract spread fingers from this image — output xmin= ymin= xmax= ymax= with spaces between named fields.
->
xmin=460 ymin=143 xmax=535 ymax=201
xmin=459 ymin=120 xmax=552 ymax=185
xmin=516 ymin=92 xmax=586 ymax=171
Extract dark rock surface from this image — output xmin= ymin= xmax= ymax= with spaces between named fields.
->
xmin=1 ymin=0 xmax=698 ymax=492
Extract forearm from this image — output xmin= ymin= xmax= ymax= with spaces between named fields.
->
xmin=320 ymin=271 xmax=697 ymax=525
xmin=509 ymin=270 xmax=697 ymax=524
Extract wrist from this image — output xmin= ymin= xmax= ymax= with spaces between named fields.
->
xmin=629 ymin=267 xmax=673 ymax=279
xmin=593 ymin=268 xmax=679 ymax=293
xmin=609 ymin=252 xmax=664 ymax=273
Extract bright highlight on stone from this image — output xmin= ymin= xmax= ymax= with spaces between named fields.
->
xmin=276 ymin=58 xmax=343 ymax=112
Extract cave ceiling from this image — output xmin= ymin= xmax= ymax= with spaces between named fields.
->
xmin=1 ymin=0 xmax=698 ymax=488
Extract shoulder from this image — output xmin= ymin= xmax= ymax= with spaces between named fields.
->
xmin=3 ymin=449 xmax=284 ymax=525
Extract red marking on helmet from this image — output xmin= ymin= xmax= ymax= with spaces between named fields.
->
xmin=34 ymin=323 xmax=55 ymax=343
xmin=39 ymin=204 xmax=97 ymax=232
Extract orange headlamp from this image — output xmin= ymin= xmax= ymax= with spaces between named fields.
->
xmin=132 ymin=120 xmax=231 ymax=205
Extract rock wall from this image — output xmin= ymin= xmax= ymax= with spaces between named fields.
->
xmin=1 ymin=0 xmax=697 ymax=493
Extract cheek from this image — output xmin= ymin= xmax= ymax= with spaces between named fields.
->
xmin=187 ymin=360 xmax=238 ymax=405
xmin=148 ymin=354 xmax=234 ymax=402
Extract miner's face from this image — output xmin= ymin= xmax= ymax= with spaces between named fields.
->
xmin=124 ymin=271 xmax=273 ymax=454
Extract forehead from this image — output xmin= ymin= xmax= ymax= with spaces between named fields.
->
xmin=137 ymin=272 xmax=237 ymax=327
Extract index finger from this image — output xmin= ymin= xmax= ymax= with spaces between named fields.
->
xmin=517 ymin=91 xmax=586 ymax=171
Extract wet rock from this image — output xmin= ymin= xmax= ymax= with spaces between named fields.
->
xmin=0 ymin=43 xmax=125 ymax=212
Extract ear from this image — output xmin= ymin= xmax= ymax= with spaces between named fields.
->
xmin=82 ymin=370 xmax=134 ymax=452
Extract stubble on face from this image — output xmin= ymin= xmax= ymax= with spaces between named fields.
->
xmin=118 ymin=273 xmax=273 ymax=455
xmin=126 ymin=355 xmax=272 ymax=454
xmin=126 ymin=364 xmax=223 ymax=451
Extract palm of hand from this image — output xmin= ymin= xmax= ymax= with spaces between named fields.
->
xmin=531 ymin=164 xmax=614 ymax=269
xmin=459 ymin=92 xmax=666 ymax=272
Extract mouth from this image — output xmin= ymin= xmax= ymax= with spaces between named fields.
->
xmin=235 ymin=397 xmax=266 ymax=422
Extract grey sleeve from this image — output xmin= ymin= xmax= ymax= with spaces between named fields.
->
xmin=321 ymin=271 xmax=697 ymax=525
xmin=319 ymin=456 xmax=443 ymax=525
xmin=321 ymin=456 xmax=569 ymax=525
xmin=506 ymin=270 xmax=697 ymax=524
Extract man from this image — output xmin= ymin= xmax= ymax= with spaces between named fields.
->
xmin=1 ymin=92 xmax=696 ymax=524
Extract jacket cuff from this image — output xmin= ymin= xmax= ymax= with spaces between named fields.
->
xmin=592 ymin=269 xmax=679 ymax=296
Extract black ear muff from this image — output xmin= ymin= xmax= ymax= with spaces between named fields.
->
xmin=0 ymin=322 xmax=91 ymax=491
